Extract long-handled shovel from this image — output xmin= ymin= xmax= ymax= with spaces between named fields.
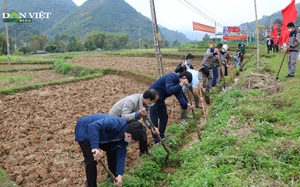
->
xmin=198 ymin=83 xmax=207 ymax=124
xmin=186 ymin=89 xmax=202 ymax=141
xmin=276 ymin=49 xmax=288 ymax=80
xmin=92 ymin=150 xmax=117 ymax=182
xmin=217 ymin=54 xmax=227 ymax=90
xmin=201 ymin=88 xmax=211 ymax=105
xmin=145 ymin=115 xmax=170 ymax=162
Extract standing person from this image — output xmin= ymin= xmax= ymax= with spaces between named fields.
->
xmin=149 ymin=71 xmax=193 ymax=144
xmin=109 ymin=89 xmax=159 ymax=156
xmin=271 ymin=38 xmax=275 ymax=52
xmin=217 ymin=44 xmax=229 ymax=83
xmin=221 ymin=44 xmax=230 ymax=76
xmin=75 ymin=114 xmax=147 ymax=187
xmin=233 ymin=48 xmax=242 ymax=68
xmin=201 ymin=43 xmax=223 ymax=89
xmin=175 ymin=53 xmax=194 ymax=73
xmin=238 ymin=42 xmax=245 ymax=62
xmin=267 ymin=38 xmax=272 ymax=53
xmin=286 ymin=22 xmax=300 ymax=77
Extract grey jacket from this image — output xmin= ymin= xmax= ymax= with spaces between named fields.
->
xmin=109 ymin=94 xmax=151 ymax=128
xmin=289 ymin=30 xmax=300 ymax=51
xmin=201 ymin=52 xmax=219 ymax=68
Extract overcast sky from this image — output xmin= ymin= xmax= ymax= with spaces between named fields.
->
xmin=72 ymin=0 xmax=300 ymax=34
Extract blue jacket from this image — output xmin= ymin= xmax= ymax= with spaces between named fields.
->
xmin=75 ymin=114 xmax=127 ymax=175
xmin=149 ymin=73 xmax=188 ymax=107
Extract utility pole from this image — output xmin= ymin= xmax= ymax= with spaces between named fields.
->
xmin=214 ymin=21 xmax=217 ymax=45
xmin=149 ymin=0 xmax=164 ymax=77
xmin=4 ymin=0 xmax=11 ymax=64
xmin=139 ymin=27 xmax=141 ymax=49
xmin=254 ymin=0 xmax=260 ymax=72
xmin=246 ymin=22 xmax=249 ymax=46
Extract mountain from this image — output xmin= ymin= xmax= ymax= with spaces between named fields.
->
xmin=183 ymin=31 xmax=206 ymax=41
xmin=0 ymin=0 xmax=78 ymax=34
xmin=47 ymin=0 xmax=188 ymax=43
xmin=159 ymin=26 xmax=189 ymax=44
xmin=0 ymin=0 xmax=188 ymax=45
xmin=47 ymin=0 xmax=153 ymax=40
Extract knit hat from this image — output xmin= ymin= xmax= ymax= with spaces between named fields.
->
xmin=179 ymin=71 xmax=192 ymax=83
xmin=125 ymin=121 xmax=146 ymax=141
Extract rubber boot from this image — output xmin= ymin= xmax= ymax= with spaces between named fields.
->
xmin=180 ymin=109 xmax=187 ymax=124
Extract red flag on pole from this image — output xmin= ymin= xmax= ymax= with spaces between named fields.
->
xmin=279 ymin=0 xmax=298 ymax=46
xmin=192 ymin=21 xmax=215 ymax=34
xmin=273 ymin=23 xmax=279 ymax=44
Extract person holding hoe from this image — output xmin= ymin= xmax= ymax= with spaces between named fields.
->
xmin=75 ymin=113 xmax=146 ymax=187
xmin=149 ymin=71 xmax=194 ymax=144
xmin=201 ymin=43 xmax=223 ymax=89
xmin=109 ymin=89 xmax=160 ymax=156
xmin=179 ymin=68 xmax=210 ymax=124
xmin=286 ymin=22 xmax=300 ymax=78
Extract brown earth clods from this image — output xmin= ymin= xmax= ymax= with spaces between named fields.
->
xmin=0 ymin=55 xmax=189 ymax=186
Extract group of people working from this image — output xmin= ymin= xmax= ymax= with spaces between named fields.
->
xmin=75 ymin=42 xmax=232 ymax=186
xmin=74 ymin=21 xmax=299 ymax=186
xmin=74 ymin=67 xmax=204 ymax=186
xmin=74 ymin=40 xmax=239 ymax=186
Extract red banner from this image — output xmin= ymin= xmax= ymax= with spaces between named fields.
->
xmin=279 ymin=0 xmax=298 ymax=45
xmin=273 ymin=23 xmax=278 ymax=44
xmin=223 ymin=26 xmax=247 ymax=41
xmin=192 ymin=21 xmax=215 ymax=34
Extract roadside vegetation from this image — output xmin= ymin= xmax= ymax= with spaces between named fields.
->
xmin=0 ymin=45 xmax=299 ymax=186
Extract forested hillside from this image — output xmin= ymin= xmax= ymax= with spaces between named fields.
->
xmin=0 ymin=0 xmax=188 ymax=45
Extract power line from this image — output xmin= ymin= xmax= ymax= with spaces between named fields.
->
xmin=178 ymin=0 xmax=218 ymax=26
xmin=189 ymin=0 xmax=232 ymax=26
xmin=177 ymin=0 xmax=235 ymax=29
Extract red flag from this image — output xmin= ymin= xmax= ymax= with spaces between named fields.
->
xmin=279 ymin=0 xmax=298 ymax=45
xmin=192 ymin=21 xmax=215 ymax=34
xmin=273 ymin=23 xmax=279 ymax=44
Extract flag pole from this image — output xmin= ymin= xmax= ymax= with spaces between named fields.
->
xmin=4 ymin=0 xmax=11 ymax=64
xmin=246 ymin=22 xmax=249 ymax=46
xmin=254 ymin=0 xmax=260 ymax=71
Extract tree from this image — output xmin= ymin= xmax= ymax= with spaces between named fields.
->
xmin=0 ymin=32 xmax=15 ymax=55
xmin=84 ymin=39 xmax=96 ymax=51
xmin=202 ymin=34 xmax=211 ymax=42
xmin=104 ymin=33 xmax=119 ymax=50
xmin=30 ymin=35 xmax=48 ymax=51
xmin=117 ymin=34 xmax=129 ymax=49
xmin=84 ymin=30 xmax=106 ymax=50
xmin=0 ymin=32 xmax=7 ymax=55
xmin=45 ymin=44 xmax=58 ymax=53
xmin=66 ymin=36 xmax=84 ymax=52
xmin=172 ymin=39 xmax=181 ymax=47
